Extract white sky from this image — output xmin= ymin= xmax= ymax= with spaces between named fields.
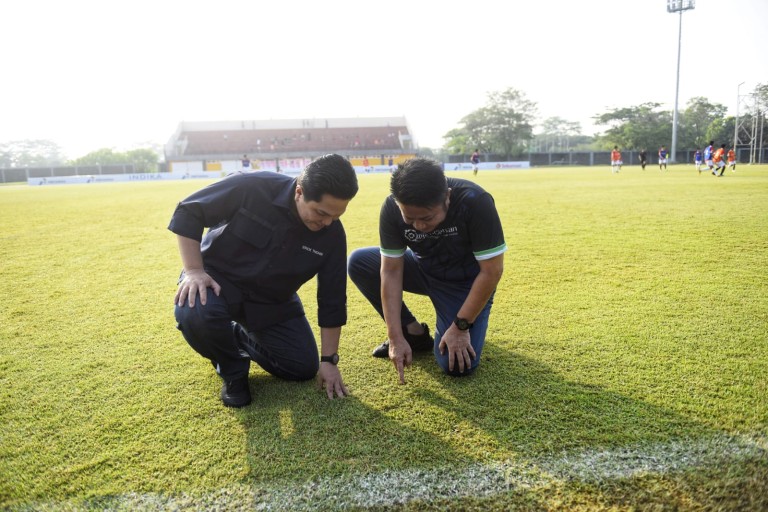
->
xmin=1 ymin=0 xmax=766 ymax=159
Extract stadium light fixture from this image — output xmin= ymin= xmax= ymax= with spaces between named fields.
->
xmin=667 ymin=0 xmax=695 ymax=163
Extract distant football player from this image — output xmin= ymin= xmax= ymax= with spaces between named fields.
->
xmin=694 ymin=149 xmax=703 ymax=173
xmin=713 ymin=144 xmax=726 ymax=176
xmin=611 ymin=146 xmax=622 ymax=173
xmin=470 ymin=149 xmax=480 ymax=175
xmin=727 ymin=147 xmax=737 ymax=172
xmin=704 ymin=141 xmax=715 ymax=173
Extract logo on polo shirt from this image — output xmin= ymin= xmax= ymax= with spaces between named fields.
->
xmin=404 ymin=226 xmax=458 ymax=242
xmin=302 ymin=245 xmax=324 ymax=256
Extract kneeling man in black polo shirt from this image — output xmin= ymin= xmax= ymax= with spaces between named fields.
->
xmin=169 ymin=154 xmax=358 ymax=407
xmin=348 ymin=158 xmax=506 ymax=384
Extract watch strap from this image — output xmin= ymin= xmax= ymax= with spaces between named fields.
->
xmin=320 ymin=353 xmax=339 ymax=365
xmin=454 ymin=317 xmax=474 ymax=330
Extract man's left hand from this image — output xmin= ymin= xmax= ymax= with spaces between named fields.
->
xmin=438 ymin=326 xmax=476 ymax=373
xmin=317 ymin=363 xmax=349 ymax=399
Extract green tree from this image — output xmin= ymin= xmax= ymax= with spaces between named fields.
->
xmin=0 ymin=139 xmax=65 ymax=168
xmin=70 ymin=147 xmax=159 ymax=172
xmin=534 ymin=117 xmax=583 ymax=152
xmin=593 ymin=102 xmax=672 ymax=151
xmin=459 ymin=108 xmax=495 ymax=153
xmin=759 ymin=82 xmax=768 ymax=102
xmin=125 ymin=148 xmax=160 ymax=172
xmin=481 ymin=88 xmax=537 ymax=157
xmin=443 ymin=87 xmax=537 ymax=158
xmin=706 ymin=117 xmax=734 ymax=149
xmin=678 ymin=97 xmax=727 ymax=150
xmin=442 ymin=127 xmax=473 ymax=155
xmin=70 ymin=148 xmax=125 ymax=166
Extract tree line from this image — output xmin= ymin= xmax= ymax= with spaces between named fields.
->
xmin=438 ymin=85 xmax=768 ymax=158
xmin=0 ymin=143 xmax=160 ymax=172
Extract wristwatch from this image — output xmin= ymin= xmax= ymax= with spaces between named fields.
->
xmin=320 ymin=353 xmax=339 ymax=365
xmin=454 ymin=317 xmax=474 ymax=331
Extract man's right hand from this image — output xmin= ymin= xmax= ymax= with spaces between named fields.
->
xmin=388 ymin=336 xmax=413 ymax=385
xmin=174 ymin=269 xmax=221 ymax=307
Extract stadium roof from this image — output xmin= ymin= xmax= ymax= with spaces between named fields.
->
xmin=174 ymin=117 xmax=408 ymax=132
xmin=165 ymin=116 xmax=414 ymax=160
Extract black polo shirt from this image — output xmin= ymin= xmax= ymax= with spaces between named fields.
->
xmin=168 ymin=171 xmax=348 ymax=330
xmin=379 ymin=177 xmax=507 ymax=282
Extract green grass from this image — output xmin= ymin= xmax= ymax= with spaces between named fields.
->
xmin=1 ymin=165 xmax=767 ymax=510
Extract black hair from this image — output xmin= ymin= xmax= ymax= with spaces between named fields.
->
xmin=390 ymin=158 xmax=448 ymax=207
xmin=298 ymin=154 xmax=358 ymax=202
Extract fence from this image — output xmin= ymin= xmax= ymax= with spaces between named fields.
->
xmin=450 ymin=149 xmax=766 ymax=167
xmin=0 ymin=163 xmax=173 ymax=183
xmin=3 ymin=150 xmax=766 ymax=184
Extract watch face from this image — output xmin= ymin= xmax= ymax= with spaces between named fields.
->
xmin=455 ymin=318 xmax=470 ymax=330
xmin=322 ymin=353 xmax=339 ymax=365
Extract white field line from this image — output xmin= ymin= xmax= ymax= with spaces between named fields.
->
xmin=23 ymin=432 xmax=767 ymax=511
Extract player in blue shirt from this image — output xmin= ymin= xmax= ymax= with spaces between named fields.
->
xmin=694 ymin=149 xmax=703 ymax=174
xmin=658 ymin=146 xmax=668 ymax=171
xmin=169 ymin=155 xmax=358 ymax=407
xmin=348 ymin=158 xmax=506 ymax=382
xmin=703 ymin=141 xmax=714 ymax=173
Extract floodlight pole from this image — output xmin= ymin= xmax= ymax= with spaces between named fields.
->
xmin=734 ymin=81 xmax=745 ymax=154
xmin=667 ymin=0 xmax=695 ymax=163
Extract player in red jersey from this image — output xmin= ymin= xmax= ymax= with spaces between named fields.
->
xmin=610 ymin=146 xmax=622 ymax=173
xmin=727 ymin=148 xmax=737 ymax=172
xmin=713 ymin=144 xmax=726 ymax=176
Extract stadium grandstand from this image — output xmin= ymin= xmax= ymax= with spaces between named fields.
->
xmin=164 ymin=117 xmax=417 ymax=172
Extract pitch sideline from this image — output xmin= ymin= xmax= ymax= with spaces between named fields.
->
xmin=22 ymin=432 xmax=767 ymax=510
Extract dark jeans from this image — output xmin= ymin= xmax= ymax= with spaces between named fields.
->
xmin=174 ymin=291 xmax=318 ymax=381
xmin=347 ymin=247 xmax=494 ymax=376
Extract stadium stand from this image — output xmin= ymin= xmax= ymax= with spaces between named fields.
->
xmin=164 ymin=117 xmax=415 ymax=163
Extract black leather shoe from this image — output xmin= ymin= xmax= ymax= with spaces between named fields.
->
xmin=220 ymin=377 xmax=251 ymax=407
xmin=372 ymin=322 xmax=433 ymax=358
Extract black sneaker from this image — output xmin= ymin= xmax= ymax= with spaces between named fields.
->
xmin=372 ymin=322 xmax=433 ymax=358
xmin=220 ymin=377 xmax=251 ymax=407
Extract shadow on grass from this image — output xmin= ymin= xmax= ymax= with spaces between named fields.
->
xmin=233 ymin=340 xmax=717 ymax=487
xmin=234 ymin=371 xmax=470 ymax=484
xmin=411 ymin=345 xmax=709 ymax=455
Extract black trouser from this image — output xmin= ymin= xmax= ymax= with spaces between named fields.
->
xmin=175 ymin=291 xmax=319 ymax=381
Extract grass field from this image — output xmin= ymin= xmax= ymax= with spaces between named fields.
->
xmin=1 ymin=165 xmax=767 ymax=511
